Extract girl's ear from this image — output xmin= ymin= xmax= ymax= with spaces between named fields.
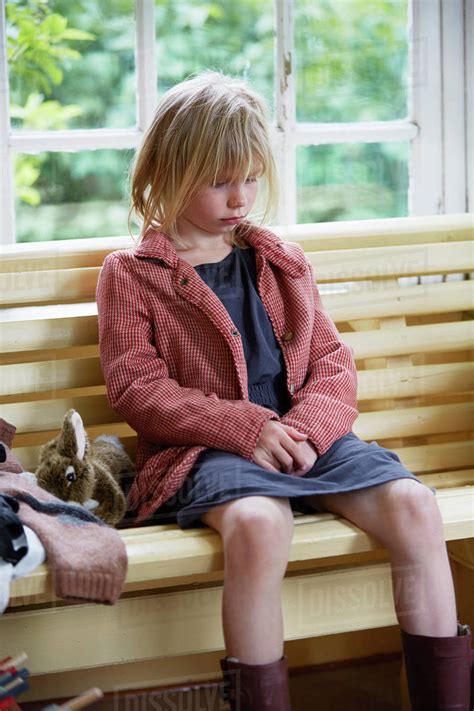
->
xmin=57 ymin=409 xmax=86 ymax=461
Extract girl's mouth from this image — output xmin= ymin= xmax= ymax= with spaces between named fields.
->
xmin=220 ymin=216 xmax=244 ymax=224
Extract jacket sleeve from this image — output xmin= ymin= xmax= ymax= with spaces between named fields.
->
xmin=96 ymin=252 xmax=278 ymax=459
xmin=279 ymin=258 xmax=359 ymax=456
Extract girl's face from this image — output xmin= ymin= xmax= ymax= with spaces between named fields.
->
xmin=176 ymin=171 xmax=260 ymax=242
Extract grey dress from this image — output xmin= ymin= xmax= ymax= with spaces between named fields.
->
xmin=140 ymin=245 xmax=434 ymax=529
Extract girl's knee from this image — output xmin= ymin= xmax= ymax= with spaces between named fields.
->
xmin=322 ymin=479 xmax=442 ymax=550
xmin=383 ymin=479 xmax=443 ymax=538
xmin=221 ymin=497 xmax=294 ymax=569
xmin=226 ymin=498 xmax=294 ymax=544
xmin=387 ymin=479 xmax=438 ymax=515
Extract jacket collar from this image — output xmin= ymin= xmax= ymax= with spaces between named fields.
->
xmin=133 ymin=222 xmax=307 ymax=277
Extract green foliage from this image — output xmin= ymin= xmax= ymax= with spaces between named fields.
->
xmin=294 ymin=0 xmax=409 ymax=221
xmin=10 ymin=0 xmax=410 ymax=241
xmin=296 ymin=142 xmax=408 ymax=222
xmin=46 ymin=0 xmax=135 ymax=129
xmin=7 ymin=0 xmax=94 ymax=208
xmin=295 ymin=0 xmax=408 ymax=122
xmin=154 ymin=0 xmax=274 ymax=107
xmin=7 ymin=1 xmax=94 ymax=99
xmin=10 ymin=92 xmax=83 ymax=129
xmin=14 ymin=154 xmax=42 ymax=206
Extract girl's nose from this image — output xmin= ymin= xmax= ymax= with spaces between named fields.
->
xmin=228 ymin=185 xmax=246 ymax=208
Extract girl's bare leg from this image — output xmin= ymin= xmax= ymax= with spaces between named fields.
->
xmin=303 ymin=479 xmax=458 ymax=636
xmin=201 ymin=495 xmax=294 ymax=665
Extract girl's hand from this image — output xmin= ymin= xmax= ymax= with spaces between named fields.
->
xmin=288 ymin=439 xmax=318 ymax=477
xmin=252 ymin=421 xmax=317 ymax=474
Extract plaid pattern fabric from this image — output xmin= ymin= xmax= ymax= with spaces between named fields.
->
xmin=96 ymin=224 xmax=358 ymax=524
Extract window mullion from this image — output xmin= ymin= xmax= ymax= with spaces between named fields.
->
xmin=441 ymin=0 xmax=466 ymax=213
xmin=10 ymin=128 xmax=142 ymax=153
xmin=135 ymin=0 xmax=157 ymax=132
xmin=408 ymin=0 xmax=443 ymax=215
xmin=464 ymin=0 xmax=473 ymax=212
xmin=275 ymin=0 xmax=296 ymax=226
xmin=295 ymin=120 xmax=418 ymax=145
xmin=0 ymin=0 xmax=15 ymax=244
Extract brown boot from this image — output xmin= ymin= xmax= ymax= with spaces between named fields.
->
xmin=219 ymin=654 xmax=292 ymax=710
xmin=400 ymin=621 xmax=472 ymax=710
xmin=471 ymin=648 xmax=474 ymax=711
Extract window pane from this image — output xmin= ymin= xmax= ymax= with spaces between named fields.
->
xmin=15 ymin=149 xmax=135 ymax=242
xmin=296 ymin=142 xmax=409 ymax=222
xmin=295 ymin=0 xmax=409 ymax=122
xmin=7 ymin=0 xmax=135 ymax=130
xmin=155 ymin=0 xmax=275 ymax=114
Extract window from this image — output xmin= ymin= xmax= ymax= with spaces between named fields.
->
xmin=0 ymin=0 xmax=470 ymax=243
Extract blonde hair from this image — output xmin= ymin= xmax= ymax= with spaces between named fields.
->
xmin=129 ymin=70 xmax=279 ymax=247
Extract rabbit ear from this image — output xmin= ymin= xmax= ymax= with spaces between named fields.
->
xmin=57 ymin=409 xmax=86 ymax=460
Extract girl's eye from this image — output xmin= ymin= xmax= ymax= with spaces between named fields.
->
xmin=212 ymin=176 xmax=258 ymax=188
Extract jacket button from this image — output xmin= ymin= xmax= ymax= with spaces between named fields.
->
xmin=231 ymin=330 xmax=239 ymax=336
xmin=281 ymin=331 xmax=294 ymax=343
xmin=289 ymin=384 xmax=295 ymax=394
xmin=180 ymin=277 xmax=189 ymax=285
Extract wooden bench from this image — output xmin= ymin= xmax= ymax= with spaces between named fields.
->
xmin=1 ymin=213 xmax=473 ymax=706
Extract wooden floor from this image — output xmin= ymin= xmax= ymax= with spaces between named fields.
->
xmin=289 ymin=656 xmax=401 ymax=710
xmin=21 ymin=654 xmax=402 ymax=710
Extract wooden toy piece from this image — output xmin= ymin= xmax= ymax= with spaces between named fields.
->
xmin=0 ymin=675 xmax=29 ymax=697
xmin=42 ymin=687 xmax=103 ymax=711
xmin=0 ymin=653 xmax=30 ymax=703
xmin=0 ymin=654 xmax=28 ymax=673
xmin=0 ymin=700 xmax=21 ymax=711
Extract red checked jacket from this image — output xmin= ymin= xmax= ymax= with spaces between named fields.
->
xmin=96 ymin=223 xmax=359 ymax=524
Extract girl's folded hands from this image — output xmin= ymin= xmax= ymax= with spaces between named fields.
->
xmin=252 ymin=420 xmax=318 ymax=476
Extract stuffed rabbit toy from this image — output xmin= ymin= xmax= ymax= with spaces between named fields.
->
xmin=35 ymin=409 xmax=132 ymax=526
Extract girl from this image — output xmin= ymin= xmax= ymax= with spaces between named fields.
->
xmin=96 ymin=71 xmax=472 ymax=710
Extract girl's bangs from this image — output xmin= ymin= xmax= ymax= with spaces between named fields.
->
xmin=201 ymin=116 xmax=269 ymax=187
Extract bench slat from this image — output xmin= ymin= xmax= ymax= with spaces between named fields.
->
xmin=0 ymin=563 xmax=404 ymax=674
xmin=1 ymin=267 xmax=100 ymax=306
xmin=1 ymin=357 xmax=103 ymax=398
xmin=2 ymin=311 xmax=471 ymax=358
xmin=7 ymin=486 xmax=473 ymax=609
xmin=3 ymin=280 xmax=473 ymax=333
xmin=12 ymin=421 xmax=134 ymax=448
xmin=344 ymin=321 xmax=473 ymax=359
xmin=4 ymin=395 xmax=472 ymax=441
xmin=392 ymin=441 xmax=473 ymax=474
xmin=282 ymin=213 xmax=474 ymax=251
xmin=2 ymin=360 xmax=472 ymax=402
xmin=2 ymin=252 xmax=473 ymax=308
xmin=2 ymin=214 xmax=471 ymax=272
xmin=0 ymin=235 xmax=132 ymax=272
xmin=10 ymin=437 xmax=474 ymax=478
xmin=306 ymin=241 xmax=474 ymax=282
xmin=1 ymin=313 xmax=98 ymax=352
xmin=328 ymin=281 xmax=473 ymax=320
xmin=354 ymin=402 xmax=473 ymax=440
xmin=356 ymin=362 xmax=473 ymax=400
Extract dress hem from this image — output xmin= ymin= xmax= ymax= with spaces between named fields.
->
xmin=175 ymin=473 xmax=436 ymax=530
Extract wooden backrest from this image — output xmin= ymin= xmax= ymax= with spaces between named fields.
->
xmin=1 ymin=214 xmax=473 ymax=489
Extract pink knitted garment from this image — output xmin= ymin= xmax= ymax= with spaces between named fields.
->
xmin=0 ymin=469 xmax=128 ymax=605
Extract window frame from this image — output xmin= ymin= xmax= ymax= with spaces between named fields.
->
xmin=0 ymin=0 xmax=470 ymax=244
